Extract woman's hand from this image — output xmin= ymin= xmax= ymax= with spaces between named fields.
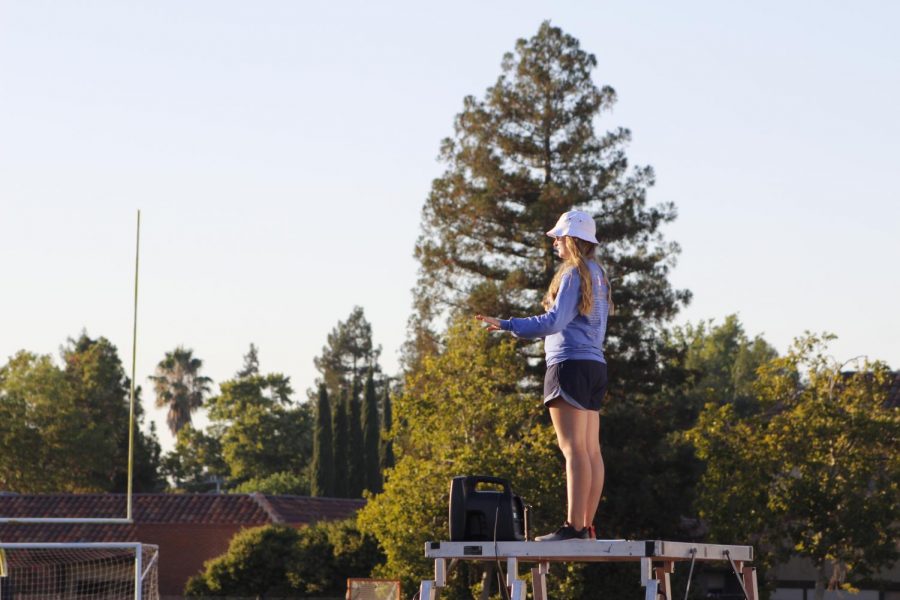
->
xmin=475 ymin=314 xmax=502 ymax=332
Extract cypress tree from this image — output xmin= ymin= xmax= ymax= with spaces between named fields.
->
xmin=331 ymin=388 xmax=349 ymax=497
xmin=361 ymin=370 xmax=382 ymax=493
xmin=379 ymin=386 xmax=394 ymax=472
xmin=310 ymin=384 xmax=333 ymax=497
xmin=346 ymin=380 xmax=365 ymax=497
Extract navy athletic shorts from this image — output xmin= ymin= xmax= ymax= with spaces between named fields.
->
xmin=543 ymin=359 xmax=608 ymax=411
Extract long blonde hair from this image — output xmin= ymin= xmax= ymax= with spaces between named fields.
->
xmin=542 ymin=236 xmax=614 ymax=315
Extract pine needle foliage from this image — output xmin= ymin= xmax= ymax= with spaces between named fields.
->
xmin=408 ymin=20 xmax=689 ymax=386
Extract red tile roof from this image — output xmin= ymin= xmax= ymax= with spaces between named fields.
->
xmin=0 ymin=493 xmax=365 ymax=542
xmin=263 ymin=495 xmax=368 ymax=524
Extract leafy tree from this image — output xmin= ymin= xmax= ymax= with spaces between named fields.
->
xmin=686 ymin=335 xmax=900 ymax=599
xmin=358 ymin=320 xmax=560 ymax=598
xmin=361 ymin=369 xmax=382 ymax=493
xmin=670 ymin=314 xmax=778 ymax=417
xmin=163 ymin=361 xmax=313 ymax=493
xmin=597 ymin=316 xmax=778 ymax=540
xmin=236 ymin=343 xmax=260 ymax=378
xmin=159 ymin=424 xmax=225 ymax=492
xmin=0 ymin=351 xmax=72 ymax=492
xmin=63 ymin=334 xmax=162 ymax=492
xmin=149 ymin=346 xmax=212 ymax=435
xmin=185 ymin=520 xmax=382 ymax=598
xmin=313 ymin=306 xmax=382 ymax=401
xmin=0 ymin=334 xmax=162 ymax=493
xmin=311 ymin=383 xmax=334 ymax=497
xmin=332 ymin=389 xmax=349 ymax=498
xmin=119 ymin=420 xmax=164 ymax=493
xmin=206 ymin=373 xmax=311 ymax=487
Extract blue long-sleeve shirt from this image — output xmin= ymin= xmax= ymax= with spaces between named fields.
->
xmin=499 ymin=262 xmax=609 ymax=366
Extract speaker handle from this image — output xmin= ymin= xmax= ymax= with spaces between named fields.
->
xmin=467 ymin=475 xmax=512 ymax=496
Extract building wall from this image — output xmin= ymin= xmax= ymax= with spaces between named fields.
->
xmin=135 ymin=523 xmax=256 ymax=596
xmin=772 ymin=555 xmax=900 ymax=600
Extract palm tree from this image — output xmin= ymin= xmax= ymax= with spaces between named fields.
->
xmin=149 ymin=346 xmax=212 ymax=435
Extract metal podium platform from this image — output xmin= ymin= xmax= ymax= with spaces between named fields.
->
xmin=419 ymin=539 xmax=758 ymax=600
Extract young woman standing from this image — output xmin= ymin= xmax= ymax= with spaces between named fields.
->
xmin=476 ymin=210 xmax=610 ymax=541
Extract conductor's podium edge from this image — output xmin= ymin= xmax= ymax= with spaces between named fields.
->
xmin=419 ymin=539 xmax=758 ymax=600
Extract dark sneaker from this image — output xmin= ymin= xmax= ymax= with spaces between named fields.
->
xmin=535 ymin=522 xmax=590 ymax=542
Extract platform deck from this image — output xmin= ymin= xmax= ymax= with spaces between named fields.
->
xmin=425 ymin=539 xmax=753 ymax=562
xmin=420 ymin=539 xmax=758 ymax=600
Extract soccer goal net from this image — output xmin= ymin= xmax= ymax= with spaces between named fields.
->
xmin=0 ymin=543 xmax=158 ymax=600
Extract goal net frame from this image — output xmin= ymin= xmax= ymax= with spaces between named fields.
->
xmin=0 ymin=542 xmax=158 ymax=600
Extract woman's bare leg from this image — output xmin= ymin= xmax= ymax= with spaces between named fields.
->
xmin=584 ymin=409 xmax=604 ymax=530
xmin=547 ymin=398 xmax=592 ymax=529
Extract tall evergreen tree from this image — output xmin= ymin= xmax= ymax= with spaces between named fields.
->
xmin=361 ymin=370 xmax=382 ymax=493
xmin=149 ymin=346 xmax=212 ymax=435
xmin=346 ymin=381 xmax=365 ymax=497
xmin=379 ymin=386 xmax=394 ymax=473
xmin=313 ymin=307 xmax=382 ymax=401
xmin=408 ymin=20 xmax=689 ymax=389
xmin=331 ymin=389 xmax=349 ymax=498
xmin=236 ymin=343 xmax=260 ymax=378
xmin=310 ymin=384 xmax=334 ymax=497
xmin=390 ymin=22 xmax=695 ymax=592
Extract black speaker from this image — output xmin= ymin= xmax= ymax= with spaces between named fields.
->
xmin=448 ymin=475 xmax=525 ymax=541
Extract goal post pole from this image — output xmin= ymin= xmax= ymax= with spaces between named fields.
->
xmin=0 ymin=212 xmax=141 ymax=525
xmin=126 ymin=210 xmax=141 ymax=523
xmin=133 ymin=542 xmax=142 ymax=600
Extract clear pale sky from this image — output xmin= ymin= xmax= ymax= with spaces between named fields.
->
xmin=2 ymin=1 xmax=898 ymax=451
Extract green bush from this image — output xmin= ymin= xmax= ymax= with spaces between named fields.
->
xmin=185 ymin=519 xmax=383 ymax=598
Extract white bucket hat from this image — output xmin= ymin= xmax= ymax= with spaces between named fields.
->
xmin=546 ymin=210 xmax=598 ymax=244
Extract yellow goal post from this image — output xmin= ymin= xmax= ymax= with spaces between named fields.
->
xmin=0 ymin=211 xmax=142 ymax=525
